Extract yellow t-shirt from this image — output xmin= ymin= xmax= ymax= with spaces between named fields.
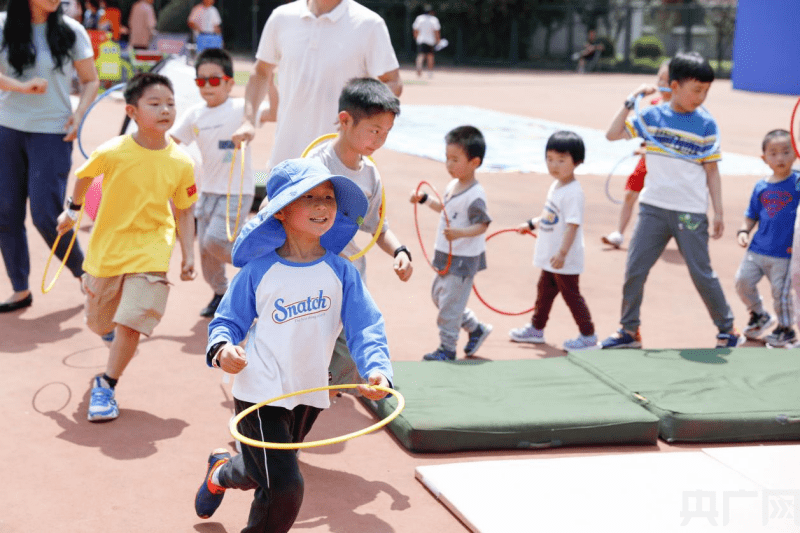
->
xmin=76 ymin=135 xmax=197 ymax=277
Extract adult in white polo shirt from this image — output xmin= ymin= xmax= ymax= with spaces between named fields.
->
xmin=232 ymin=0 xmax=402 ymax=172
xmin=187 ymin=0 xmax=222 ymax=40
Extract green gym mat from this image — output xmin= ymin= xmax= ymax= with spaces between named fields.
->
xmin=360 ymin=359 xmax=660 ymax=453
xmin=568 ymin=348 xmax=800 ymax=443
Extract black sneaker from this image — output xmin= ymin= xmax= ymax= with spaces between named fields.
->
xmin=200 ymin=294 xmax=224 ymax=318
xmin=764 ymin=326 xmax=796 ymax=347
xmin=742 ymin=311 xmax=775 ymax=340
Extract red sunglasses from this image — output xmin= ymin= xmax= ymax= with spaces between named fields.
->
xmin=195 ymin=76 xmax=232 ymax=87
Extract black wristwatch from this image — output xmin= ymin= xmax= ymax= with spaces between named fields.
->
xmin=393 ymin=245 xmax=412 ymax=262
xmin=66 ymin=196 xmax=82 ymax=210
xmin=206 ymin=340 xmax=227 ymax=368
xmin=624 ymin=95 xmax=636 ymax=110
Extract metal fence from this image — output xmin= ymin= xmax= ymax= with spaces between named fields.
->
xmin=209 ymin=1 xmax=737 ymax=77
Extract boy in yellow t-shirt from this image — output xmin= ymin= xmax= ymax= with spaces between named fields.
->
xmin=57 ymin=72 xmax=198 ymax=422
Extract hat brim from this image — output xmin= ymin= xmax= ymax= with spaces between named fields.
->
xmin=232 ymin=174 xmax=368 ymax=267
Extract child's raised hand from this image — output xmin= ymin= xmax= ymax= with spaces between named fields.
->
xmin=358 ymin=372 xmax=390 ymax=400
xmin=409 ymin=190 xmax=424 ymax=204
xmin=231 ymin=123 xmax=255 ymax=147
xmin=218 ymin=344 xmax=248 ymax=374
xmin=631 ymin=83 xmax=658 ymax=98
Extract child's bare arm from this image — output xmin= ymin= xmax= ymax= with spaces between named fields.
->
xmin=56 ymin=177 xmax=93 ymax=235
xmin=550 ymin=223 xmax=579 ymax=270
xmin=444 ymin=221 xmax=489 ymax=241
xmin=174 ymin=205 xmax=197 ymax=280
xmin=606 ymin=84 xmax=658 ymax=141
xmin=704 ymin=161 xmax=724 ymax=239
xmin=0 ymin=74 xmax=47 ymax=94
xmin=517 ymin=217 xmax=539 ymax=234
xmin=737 ymin=217 xmax=757 ymax=248
xmin=409 ymin=190 xmax=443 ymax=212
xmin=375 ymin=229 xmax=413 ymax=282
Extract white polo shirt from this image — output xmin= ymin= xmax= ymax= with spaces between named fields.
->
xmin=413 ymin=13 xmax=440 ymax=46
xmin=256 ymin=0 xmax=399 ymax=169
xmin=188 ymin=4 xmax=221 ymax=37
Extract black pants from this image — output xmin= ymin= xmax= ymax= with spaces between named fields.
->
xmin=218 ymin=399 xmax=322 ymax=533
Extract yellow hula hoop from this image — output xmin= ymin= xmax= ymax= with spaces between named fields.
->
xmin=300 ymin=133 xmax=384 ymax=262
xmin=225 ymin=142 xmax=247 ymax=243
xmin=230 ymin=384 xmax=404 ymax=450
xmin=42 ymin=206 xmax=85 ymax=294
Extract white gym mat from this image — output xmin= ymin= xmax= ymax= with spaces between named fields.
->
xmin=702 ymin=445 xmax=800 ymax=491
xmin=416 ymin=450 xmax=800 ymax=532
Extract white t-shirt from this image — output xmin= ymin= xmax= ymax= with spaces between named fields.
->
xmin=306 ymin=140 xmax=388 ymax=279
xmin=434 ymin=180 xmax=490 ymax=258
xmin=188 ymin=4 xmax=221 ymax=36
xmin=533 ymin=180 xmax=585 ymax=275
xmin=256 ymin=0 xmax=399 ymax=169
xmin=170 ymin=98 xmax=255 ymax=195
xmin=412 ymin=13 xmax=440 ymax=45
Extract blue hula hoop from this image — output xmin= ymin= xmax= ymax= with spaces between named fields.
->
xmin=633 ymin=93 xmax=720 ymax=163
xmin=77 ymin=82 xmax=127 ymax=159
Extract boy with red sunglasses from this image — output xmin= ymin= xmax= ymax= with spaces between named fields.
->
xmin=171 ymin=47 xmax=256 ymax=318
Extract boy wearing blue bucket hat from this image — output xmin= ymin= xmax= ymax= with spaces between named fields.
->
xmin=194 ymin=158 xmax=393 ymax=531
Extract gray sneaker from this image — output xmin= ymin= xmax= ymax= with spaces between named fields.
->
xmin=509 ymin=325 xmax=545 ymax=344
xmin=563 ymin=334 xmax=600 ymax=351
xmin=764 ymin=326 xmax=796 ymax=347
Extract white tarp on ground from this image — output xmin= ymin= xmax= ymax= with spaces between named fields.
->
xmin=415 ymin=446 xmax=800 ymax=532
xmin=385 ymin=105 xmax=771 ymax=177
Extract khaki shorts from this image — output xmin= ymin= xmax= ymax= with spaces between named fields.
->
xmin=83 ymin=272 xmax=170 ymax=337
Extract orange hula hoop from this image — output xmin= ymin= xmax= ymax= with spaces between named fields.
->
xmin=414 ymin=181 xmax=452 ymax=276
xmin=42 ymin=206 xmax=85 ymax=294
xmin=472 ymin=228 xmax=537 ymax=316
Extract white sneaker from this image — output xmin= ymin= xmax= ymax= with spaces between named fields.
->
xmin=602 ymin=231 xmax=624 ymax=248
xmin=509 ymin=325 xmax=545 ymax=344
xmin=563 ymin=334 xmax=600 ymax=351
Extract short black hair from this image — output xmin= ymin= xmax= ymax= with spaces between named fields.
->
xmin=762 ymin=129 xmax=791 ymax=152
xmin=669 ymin=51 xmax=714 ymax=84
xmin=445 ymin=125 xmax=486 ymax=164
xmin=545 ymin=130 xmax=585 ymax=164
xmin=124 ymin=72 xmax=174 ymax=105
xmin=195 ymin=47 xmax=234 ymax=78
xmin=338 ymin=78 xmax=400 ymax=124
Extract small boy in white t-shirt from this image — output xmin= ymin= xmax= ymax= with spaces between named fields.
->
xmin=510 ymin=131 xmax=598 ymax=351
xmin=410 ymin=125 xmax=493 ymax=360
xmin=171 ymin=48 xmax=255 ymax=317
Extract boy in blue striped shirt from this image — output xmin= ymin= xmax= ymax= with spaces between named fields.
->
xmin=601 ymin=51 xmax=741 ymax=349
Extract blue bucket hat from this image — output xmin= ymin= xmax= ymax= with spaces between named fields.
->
xmin=232 ymin=158 xmax=368 ymax=267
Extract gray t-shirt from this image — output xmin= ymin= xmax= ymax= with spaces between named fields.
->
xmin=306 ymin=140 xmax=389 ymax=281
xmin=0 ymin=12 xmax=93 ymax=133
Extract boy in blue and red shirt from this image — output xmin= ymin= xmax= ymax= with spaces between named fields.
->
xmin=734 ymin=129 xmax=799 ymax=346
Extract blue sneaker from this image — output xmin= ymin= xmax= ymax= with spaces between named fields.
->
xmin=716 ymin=329 xmax=744 ymax=348
xmin=87 ymin=375 xmax=119 ymax=422
xmin=195 ymin=448 xmax=231 ymax=519
xmin=600 ymin=329 xmax=642 ymax=349
xmin=464 ymin=323 xmax=493 ymax=356
xmin=423 ymin=346 xmax=456 ymax=361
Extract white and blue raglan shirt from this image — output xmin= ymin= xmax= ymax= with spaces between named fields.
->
xmin=625 ymin=103 xmax=722 ymax=214
xmin=207 ymin=251 xmax=392 ymax=410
